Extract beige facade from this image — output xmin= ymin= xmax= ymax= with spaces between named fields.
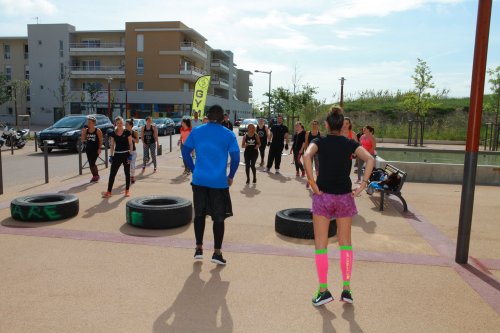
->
xmin=0 ymin=37 xmax=31 ymax=125
xmin=1 ymin=21 xmax=252 ymax=125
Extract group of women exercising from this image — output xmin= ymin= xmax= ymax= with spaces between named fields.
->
xmin=81 ymin=106 xmax=375 ymax=307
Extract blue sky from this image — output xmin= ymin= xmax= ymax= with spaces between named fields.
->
xmin=0 ymin=0 xmax=498 ymax=106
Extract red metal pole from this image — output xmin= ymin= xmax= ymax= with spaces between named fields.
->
xmin=456 ymin=0 xmax=492 ymax=264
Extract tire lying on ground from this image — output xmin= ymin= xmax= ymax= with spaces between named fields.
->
xmin=11 ymin=194 xmax=79 ymax=222
xmin=126 ymin=196 xmax=192 ymax=229
xmin=275 ymin=208 xmax=336 ymax=239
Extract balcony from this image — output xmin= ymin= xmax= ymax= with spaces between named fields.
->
xmin=160 ymin=65 xmax=207 ymax=82
xmin=159 ymin=42 xmax=208 ymax=61
xmin=69 ymin=42 xmax=125 ymax=56
xmin=249 ymin=79 xmax=253 ymax=86
xmin=70 ymin=66 xmax=125 ymax=79
xmin=211 ymin=77 xmax=229 ymax=90
xmin=211 ymin=59 xmax=229 ymax=73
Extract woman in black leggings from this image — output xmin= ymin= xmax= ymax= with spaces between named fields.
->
xmin=256 ymin=118 xmax=268 ymax=166
xmin=81 ymin=116 xmax=103 ymax=183
xmin=102 ymin=117 xmax=133 ymax=198
xmin=242 ymin=123 xmax=260 ymax=184
xmin=292 ymin=121 xmax=306 ymax=177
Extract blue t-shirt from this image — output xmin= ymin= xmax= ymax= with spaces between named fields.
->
xmin=183 ymin=123 xmax=240 ymax=189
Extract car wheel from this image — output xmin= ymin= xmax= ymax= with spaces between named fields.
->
xmin=126 ymin=196 xmax=193 ymax=229
xmin=275 ymin=208 xmax=336 ymax=239
xmin=11 ymin=194 xmax=79 ymax=222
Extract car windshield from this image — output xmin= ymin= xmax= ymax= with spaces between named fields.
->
xmin=242 ymin=119 xmax=258 ymax=125
xmin=52 ymin=117 xmax=86 ymax=129
xmin=172 ymin=118 xmax=181 ymax=123
xmin=153 ymin=118 xmax=165 ymax=124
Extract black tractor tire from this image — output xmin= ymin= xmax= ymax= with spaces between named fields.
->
xmin=11 ymin=194 xmax=79 ymax=222
xmin=275 ymin=208 xmax=336 ymax=239
xmin=126 ymin=196 xmax=192 ymax=229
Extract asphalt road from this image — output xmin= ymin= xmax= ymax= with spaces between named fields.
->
xmin=1 ymin=133 xmax=183 ymax=191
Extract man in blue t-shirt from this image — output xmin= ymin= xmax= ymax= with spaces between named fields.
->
xmin=181 ymin=105 xmax=240 ymax=265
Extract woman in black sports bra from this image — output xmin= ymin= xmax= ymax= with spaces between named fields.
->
xmin=242 ymin=123 xmax=261 ymax=184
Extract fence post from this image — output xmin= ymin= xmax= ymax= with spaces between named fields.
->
xmin=43 ymin=140 xmax=49 ymax=184
xmin=483 ymin=124 xmax=489 ymax=151
xmin=169 ymin=132 xmax=172 ymax=152
xmin=104 ymin=134 xmax=109 ymax=168
xmin=0 ymin=148 xmax=3 ymax=195
xmin=35 ymin=132 xmax=38 ymax=152
xmin=78 ymin=138 xmax=83 ymax=175
xmin=158 ymin=144 xmax=162 ymax=156
xmin=420 ymin=120 xmax=425 ymax=147
xmin=10 ymin=133 xmax=14 ymax=155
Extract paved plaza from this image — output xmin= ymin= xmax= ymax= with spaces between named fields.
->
xmin=0 ymin=141 xmax=499 ymax=332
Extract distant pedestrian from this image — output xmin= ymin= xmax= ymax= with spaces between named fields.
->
xmin=182 ymin=104 xmax=240 ymax=265
xmin=342 ymin=117 xmax=358 ymax=142
xmin=126 ymin=118 xmax=140 ymax=184
xmin=202 ymin=116 xmax=209 ymax=124
xmin=191 ymin=111 xmax=202 ymax=128
xmin=81 ymin=116 xmax=103 ymax=183
xmin=266 ymin=114 xmax=289 ymax=174
xmin=141 ymin=116 xmax=159 ymax=172
xmin=256 ymin=118 xmax=269 ymax=166
xmin=305 ymin=120 xmax=321 ymax=177
xmin=356 ymin=126 xmax=376 ymax=184
xmin=102 ymin=117 xmax=133 ymax=198
xmin=303 ymin=106 xmax=375 ymax=306
xmin=179 ymin=118 xmax=192 ymax=174
xmin=292 ymin=121 xmax=306 ymax=177
xmin=221 ymin=113 xmax=233 ymax=131
xmin=242 ymin=123 xmax=260 ymax=184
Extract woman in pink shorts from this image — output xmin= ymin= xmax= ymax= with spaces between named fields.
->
xmin=303 ymin=106 xmax=375 ymax=306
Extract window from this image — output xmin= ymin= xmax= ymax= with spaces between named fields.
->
xmin=3 ymin=45 xmax=10 ymax=59
xmin=26 ymin=88 xmax=30 ymax=101
xmin=60 ymin=63 xmax=64 ymax=79
xmin=7 ymin=107 xmax=13 ymax=115
xmin=137 ymin=81 xmax=144 ymax=91
xmin=137 ymin=34 xmax=144 ymax=52
xmin=5 ymin=65 xmax=11 ymax=81
xmin=136 ymin=58 xmax=144 ymax=75
xmin=82 ymin=40 xmax=100 ymax=48
xmin=24 ymin=44 xmax=28 ymax=59
xmin=40 ymin=85 xmax=44 ymax=90
xmin=39 ymin=63 xmax=43 ymax=68
xmin=25 ymin=65 xmax=29 ymax=80
xmin=82 ymin=60 xmax=101 ymax=71
xmin=59 ymin=40 xmax=64 ymax=57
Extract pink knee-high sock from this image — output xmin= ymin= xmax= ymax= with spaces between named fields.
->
xmin=315 ymin=249 xmax=328 ymax=289
xmin=340 ymin=245 xmax=353 ymax=286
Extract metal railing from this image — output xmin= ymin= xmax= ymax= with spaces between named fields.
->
xmin=70 ymin=42 xmax=125 ymax=49
xmin=70 ymin=65 xmax=125 ymax=72
xmin=212 ymin=77 xmax=229 ymax=85
xmin=180 ymin=65 xmax=207 ymax=76
xmin=211 ymin=59 xmax=230 ymax=69
xmin=180 ymin=42 xmax=207 ymax=56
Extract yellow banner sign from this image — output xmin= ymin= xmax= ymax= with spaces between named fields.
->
xmin=192 ymin=75 xmax=211 ymax=118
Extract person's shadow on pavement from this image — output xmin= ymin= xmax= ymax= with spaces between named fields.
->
xmin=317 ymin=307 xmax=337 ymax=333
xmin=342 ymin=303 xmax=364 ymax=333
xmin=153 ymin=262 xmax=233 ymax=333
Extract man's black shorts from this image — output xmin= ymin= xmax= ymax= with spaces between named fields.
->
xmin=192 ymin=184 xmax=233 ymax=220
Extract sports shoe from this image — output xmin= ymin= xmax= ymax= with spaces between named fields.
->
xmin=312 ymin=289 xmax=334 ymax=307
xmin=102 ymin=191 xmax=112 ymax=198
xmin=246 ymin=178 xmax=250 ymax=184
xmin=124 ymin=190 xmax=131 ymax=197
xmin=301 ymin=171 xmax=306 ymax=178
xmin=153 ymin=168 xmax=157 ymax=173
xmin=131 ymin=176 xmax=136 ymax=184
xmin=340 ymin=289 xmax=353 ymax=304
xmin=194 ymin=248 xmax=203 ymax=260
xmin=296 ymin=171 xmax=300 ymax=177
xmin=275 ymin=170 xmax=280 ymax=174
xmin=211 ymin=253 xmax=226 ymax=265
xmin=266 ymin=168 xmax=271 ymax=173
xmin=90 ymin=176 xmax=98 ymax=183
xmin=253 ymin=178 xmax=256 ymax=184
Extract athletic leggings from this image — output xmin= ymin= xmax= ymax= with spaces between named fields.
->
xmin=267 ymin=144 xmax=284 ymax=170
xmin=130 ymin=151 xmax=137 ymax=177
xmin=244 ymin=148 xmax=258 ymax=181
xmin=194 ymin=216 xmax=225 ymax=250
xmin=107 ymin=152 xmax=130 ymax=192
xmin=86 ymin=149 xmax=99 ymax=177
xmin=258 ymin=143 xmax=266 ymax=162
xmin=293 ymin=148 xmax=304 ymax=173
xmin=143 ymin=143 xmax=157 ymax=168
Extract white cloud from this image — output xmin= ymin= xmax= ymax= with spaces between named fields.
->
xmin=0 ymin=0 xmax=57 ymax=15
xmin=334 ymin=27 xmax=384 ymax=39
xmin=263 ymin=30 xmax=349 ymax=51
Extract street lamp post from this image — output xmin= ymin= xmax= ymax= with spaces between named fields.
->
xmin=255 ymin=70 xmax=272 ymax=119
xmin=107 ymin=77 xmax=113 ymax=119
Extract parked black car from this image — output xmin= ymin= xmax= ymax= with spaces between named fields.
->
xmin=37 ymin=114 xmax=114 ymax=152
xmin=173 ymin=116 xmax=191 ymax=134
xmin=153 ymin=117 xmax=175 ymax=136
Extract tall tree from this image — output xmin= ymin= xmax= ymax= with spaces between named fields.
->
xmin=403 ymin=58 xmax=436 ymax=119
xmin=0 ymin=74 xmax=10 ymax=106
xmin=50 ymin=66 xmax=73 ymax=117
xmin=487 ymin=66 xmax=500 ymax=124
xmin=9 ymin=79 xmax=31 ymax=126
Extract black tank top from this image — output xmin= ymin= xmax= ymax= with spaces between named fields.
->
xmin=111 ymin=129 xmax=131 ymax=152
xmin=244 ymin=133 xmax=257 ymax=152
xmin=85 ymin=128 xmax=99 ymax=151
xmin=143 ymin=125 xmax=155 ymax=145
xmin=256 ymin=125 xmax=267 ymax=143
xmin=308 ymin=131 xmax=321 ymax=145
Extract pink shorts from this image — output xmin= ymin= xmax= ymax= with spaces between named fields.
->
xmin=312 ymin=192 xmax=358 ymax=219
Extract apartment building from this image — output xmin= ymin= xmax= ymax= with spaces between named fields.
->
xmin=0 ymin=21 xmax=253 ymax=126
xmin=0 ymin=37 xmax=31 ymax=126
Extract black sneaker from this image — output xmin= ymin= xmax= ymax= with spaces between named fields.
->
xmin=211 ymin=253 xmax=226 ymax=265
xmin=312 ymin=289 xmax=334 ymax=307
xmin=194 ymin=248 xmax=203 ymax=260
xmin=340 ymin=289 xmax=353 ymax=304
